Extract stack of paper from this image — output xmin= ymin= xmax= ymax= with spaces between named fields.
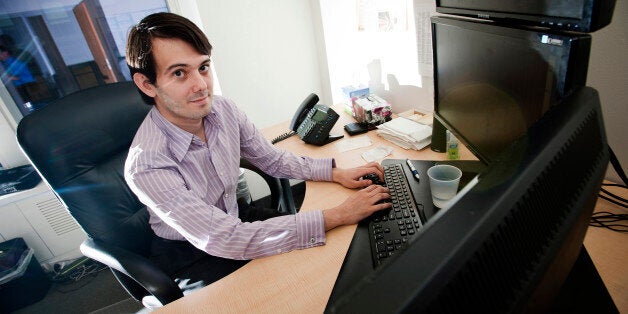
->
xmin=376 ymin=117 xmax=432 ymax=150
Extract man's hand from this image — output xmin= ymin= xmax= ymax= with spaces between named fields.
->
xmin=322 ymin=185 xmax=391 ymax=231
xmin=332 ymin=162 xmax=385 ymax=189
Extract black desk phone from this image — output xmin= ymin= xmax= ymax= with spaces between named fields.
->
xmin=272 ymin=93 xmax=343 ymax=145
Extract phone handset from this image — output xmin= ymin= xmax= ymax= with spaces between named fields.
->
xmin=271 ymin=94 xmax=317 ymax=144
xmin=290 ymin=93 xmax=319 ymax=131
xmin=271 ymin=93 xmax=343 ymax=145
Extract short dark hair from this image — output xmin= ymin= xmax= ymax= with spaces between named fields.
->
xmin=126 ymin=12 xmax=212 ymax=105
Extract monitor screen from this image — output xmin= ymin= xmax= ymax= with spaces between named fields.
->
xmin=432 ymin=16 xmax=591 ymax=163
xmin=326 ymin=86 xmax=609 ymax=313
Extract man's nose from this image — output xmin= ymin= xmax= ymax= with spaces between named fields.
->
xmin=191 ymin=71 xmax=208 ymax=91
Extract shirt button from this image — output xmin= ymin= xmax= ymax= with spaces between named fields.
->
xmin=310 ymin=237 xmax=316 ymax=244
xmin=225 ymin=193 xmax=229 ymax=198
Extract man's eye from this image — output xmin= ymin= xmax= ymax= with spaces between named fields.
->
xmin=173 ymin=70 xmax=184 ymax=77
xmin=200 ymin=65 xmax=209 ymax=72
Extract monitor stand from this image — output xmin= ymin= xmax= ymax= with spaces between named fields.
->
xmin=430 ymin=118 xmax=447 ymax=152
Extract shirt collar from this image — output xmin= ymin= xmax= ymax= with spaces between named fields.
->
xmin=149 ymin=106 xmax=210 ymax=162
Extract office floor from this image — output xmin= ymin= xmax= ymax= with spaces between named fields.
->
xmin=12 ymin=182 xmax=306 ymax=314
xmin=13 ymin=268 xmax=146 ymax=314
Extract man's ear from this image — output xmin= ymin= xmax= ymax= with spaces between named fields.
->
xmin=132 ymin=73 xmax=157 ymax=98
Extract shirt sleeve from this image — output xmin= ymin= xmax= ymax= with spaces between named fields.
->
xmin=235 ymin=105 xmax=334 ymax=181
xmin=125 ymin=147 xmax=326 ymax=260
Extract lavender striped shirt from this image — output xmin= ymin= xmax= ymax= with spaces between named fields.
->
xmin=124 ymin=96 xmax=333 ymax=260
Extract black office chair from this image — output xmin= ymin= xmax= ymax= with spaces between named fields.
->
xmin=16 ymin=81 xmax=295 ymax=307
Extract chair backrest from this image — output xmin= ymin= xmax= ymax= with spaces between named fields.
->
xmin=17 ymin=82 xmax=153 ymax=255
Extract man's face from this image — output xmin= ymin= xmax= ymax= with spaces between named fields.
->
xmin=0 ymin=51 xmax=9 ymax=61
xmin=137 ymin=37 xmax=214 ymax=126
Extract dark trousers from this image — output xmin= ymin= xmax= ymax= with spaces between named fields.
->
xmin=149 ymin=201 xmax=288 ymax=290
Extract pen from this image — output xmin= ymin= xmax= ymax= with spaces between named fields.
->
xmin=406 ymin=159 xmax=420 ymax=181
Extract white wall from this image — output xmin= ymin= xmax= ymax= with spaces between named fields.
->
xmin=0 ymin=112 xmax=29 ymax=169
xmin=0 ymin=87 xmax=28 ymax=168
xmin=586 ymin=1 xmax=628 ymax=184
xmin=195 ymin=0 xmax=325 ymax=129
xmin=186 ymin=1 xmax=327 ymax=200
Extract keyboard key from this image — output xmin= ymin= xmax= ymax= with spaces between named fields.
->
xmin=376 ymin=241 xmax=386 ymax=252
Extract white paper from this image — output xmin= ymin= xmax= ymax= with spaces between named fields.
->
xmin=335 ymin=136 xmax=373 ymax=153
xmin=375 ymin=117 xmax=432 ymax=150
xmin=361 ymin=145 xmax=394 ymax=162
xmin=414 ymin=1 xmax=435 ymax=77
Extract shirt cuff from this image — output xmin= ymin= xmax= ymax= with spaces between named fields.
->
xmin=295 ymin=210 xmax=326 ymax=249
xmin=309 ymin=157 xmax=334 ymax=181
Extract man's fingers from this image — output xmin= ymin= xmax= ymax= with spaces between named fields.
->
xmin=377 ymin=202 xmax=392 ymax=210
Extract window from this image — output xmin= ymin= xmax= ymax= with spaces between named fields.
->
xmin=319 ymin=0 xmax=436 ymax=114
xmin=0 ymin=0 xmax=168 ymax=121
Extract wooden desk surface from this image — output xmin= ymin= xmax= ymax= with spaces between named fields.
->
xmin=583 ymin=183 xmax=628 ymax=312
xmin=156 ymin=110 xmax=626 ymax=313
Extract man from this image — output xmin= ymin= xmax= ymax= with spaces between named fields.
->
xmin=0 ymin=45 xmax=35 ymax=86
xmin=0 ymin=45 xmax=36 ymax=101
xmin=125 ymin=12 xmax=390 ymax=284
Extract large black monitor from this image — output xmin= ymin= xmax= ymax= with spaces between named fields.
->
xmin=436 ymin=0 xmax=616 ymax=32
xmin=326 ymin=86 xmax=609 ymax=312
xmin=430 ymin=16 xmax=591 ymax=163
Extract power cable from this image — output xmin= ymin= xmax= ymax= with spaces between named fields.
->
xmin=589 ymin=146 xmax=628 ymax=232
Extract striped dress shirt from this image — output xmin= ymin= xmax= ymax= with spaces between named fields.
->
xmin=124 ymin=96 xmax=333 ymax=260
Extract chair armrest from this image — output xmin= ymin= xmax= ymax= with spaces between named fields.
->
xmin=80 ymin=238 xmax=184 ymax=305
xmin=239 ymin=158 xmax=282 ymax=209
xmin=280 ymin=178 xmax=297 ymax=214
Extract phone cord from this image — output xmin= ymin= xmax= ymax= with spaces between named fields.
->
xmin=271 ymin=131 xmax=296 ymax=144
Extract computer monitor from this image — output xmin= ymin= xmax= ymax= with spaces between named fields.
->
xmin=435 ymin=0 xmax=616 ymax=32
xmin=326 ymin=86 xmax=609 ymax=312
xmin=430 ymin=16 xmax=591 ymax=163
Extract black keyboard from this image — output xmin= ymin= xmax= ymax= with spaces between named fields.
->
xmin=367 ymin=163 xmax=425 ymax=267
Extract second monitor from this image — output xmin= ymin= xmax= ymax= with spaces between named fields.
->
xmin=430 ymin=16 xmax=591 ymax=163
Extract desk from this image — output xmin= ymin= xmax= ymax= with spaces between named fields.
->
xmin=156 ymin=111 xmax=626 ymax=313
xmin=583 ymin=183 xmax=628 ymax=312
